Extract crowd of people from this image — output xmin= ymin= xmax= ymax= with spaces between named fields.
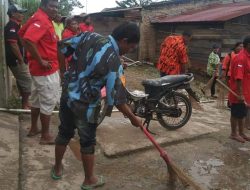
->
xmin=3 ymin=0 xmax=250 ymax=189
xmin=4 ymin=0 xmax=142 ymax=189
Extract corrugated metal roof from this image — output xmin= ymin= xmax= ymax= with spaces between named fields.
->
xmin=90 ymin=7 xmax=142 ymax=15
xmin=88 ymin=7 xmax=142 ymax=20
xmin=151 ymin=2 xmax=250 ymax=23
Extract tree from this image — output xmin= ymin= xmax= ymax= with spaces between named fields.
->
xmin=58 ymin=0 xmax=84 ymax=16
xmin=12 ymin=0 xmax=40 ymax=19
xmin=11 ymin=0 xmax=84 ymax=17
xmin=115 ymin=0 xmax=153 ymax=8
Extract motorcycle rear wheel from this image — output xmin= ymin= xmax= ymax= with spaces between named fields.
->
xmin=157 ymin=91 xmax=192 ymax=130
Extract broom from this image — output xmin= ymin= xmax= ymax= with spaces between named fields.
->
xmin=216 ymin=79 xmax=239 ymax=98
xmin=201 ymin=75 xmax=215 ymax=97
xmin=216 ymin=79 xmax=227 ymax=109
xmin=139 ymin=124 xmax=203 ymax=190
xmin=68 ymin=138 xmax=82 ymax=161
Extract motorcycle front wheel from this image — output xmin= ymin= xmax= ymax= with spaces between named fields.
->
xmin=97 ymin=97 xmax=108 ymax=125
xmin=157 ymin=91 xmax=192 ymax=130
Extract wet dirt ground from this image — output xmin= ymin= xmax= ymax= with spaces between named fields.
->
xmin=19 ymin=112 xmax=250 ymax=190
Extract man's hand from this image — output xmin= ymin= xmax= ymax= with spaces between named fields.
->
xmin=130 ymin=116 xmax=143 ymax=128
xmin=40 ymin=60 xmax=52 ymax=70
xmin=116 ymin=103 xmax=143 ymax=128
xmin=237 ymin=94 xmax=245 ymax=103
xmin=18 ymin=59 xmax=25 ymax=65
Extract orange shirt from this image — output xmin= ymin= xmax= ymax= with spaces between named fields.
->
xmin=222 ymin=51 xmax=237 ymax=77
xmin=157 ymin=35 xmax=188 ymax=75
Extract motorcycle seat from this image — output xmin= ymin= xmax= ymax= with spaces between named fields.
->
xmin=142 ymin=74 xmax=192 ymax=87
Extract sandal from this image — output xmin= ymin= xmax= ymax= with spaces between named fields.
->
xmin=50 ymin=166 xmax=63 ymax=180
xmin=240 ymin=134 xmax=250 ymax=141
xmin=27 ymin=130 xmax=41 ymax=137
xmin=39 ymin=137 xmax=55 ymax=145
xmin=81 ymin=175 xmax=105 ymax=190
xmin=230 ymin=135 xmax=245 ymax=143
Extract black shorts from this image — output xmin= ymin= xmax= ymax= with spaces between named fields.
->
xmin=231 ymin=103 xmax=247 ymax=119
xmin=55 ymin=97 xmax=98 ymax=154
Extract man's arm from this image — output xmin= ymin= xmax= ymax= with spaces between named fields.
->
xmin=57 ymin=49 xmax=66 ymax=78
xmin=22 ymin=39 xmax=51 ymax=69
xmin=116 ymin=103 xmax=142 ymax=128
xmin=236 ymin=79 xmax=244 ymax=102
xmin=9 ymin=42 xmax=24 ymax=64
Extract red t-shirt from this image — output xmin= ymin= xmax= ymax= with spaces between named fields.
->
xmin=62 ymin=28 xmax=79 ymax=39
xmin=79 ymin=23 xmax=94 ymax=32
xmin=229 ymin=49 xmax=250 ymax=104
xmin=18 ymin=8 xmax=59 ymax=76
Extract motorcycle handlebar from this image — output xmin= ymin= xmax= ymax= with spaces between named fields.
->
xmin=184 ymin=73 xmax=194 ymax=84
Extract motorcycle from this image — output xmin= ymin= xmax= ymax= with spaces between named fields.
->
xmin=97 ymin=73 xmax=195 ymax=132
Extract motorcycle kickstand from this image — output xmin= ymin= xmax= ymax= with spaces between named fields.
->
xmin=143 ymin=119 xmax=157 ymax=135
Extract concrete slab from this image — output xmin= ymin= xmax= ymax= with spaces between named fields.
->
xmin=97 ymin=102 xmax=230 ymax=157
xmin=19 ymin=115 xmax=86 ymax=190
xmin=18 ymin=102 xmax=235 ymax=190
xmin=0 ymin=112 xmax=19 ymax=190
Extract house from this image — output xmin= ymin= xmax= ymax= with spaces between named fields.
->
xmin=147 ymin=1 xmax=250 ymax=71
xmin=89 ymin=7 xmax=142 ymax=61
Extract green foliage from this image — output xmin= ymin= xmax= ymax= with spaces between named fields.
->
xmin=115 ymin=0 xmax=152 ymax=8
xmin=58 ymin=0 xmax=84 ymax=16
xmin=12 ymin=0 xmax=40 ymax=19
xmin=12 ymin=0 xmax=84 ymax=18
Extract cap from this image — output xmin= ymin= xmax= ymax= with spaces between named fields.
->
xmin=212 ymin=44 xmax=219 ymax=49
xmin=7 ymin=4 xmax=27 ymax=16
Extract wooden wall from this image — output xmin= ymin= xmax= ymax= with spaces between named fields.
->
xmin=153 ymin=16 xmax=250 ymax=73
xmin=90 ymin=13 xmax=140 ymax=61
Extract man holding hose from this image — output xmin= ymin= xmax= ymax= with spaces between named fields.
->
xmin=228 ymin=36 xmax=250 ymax=143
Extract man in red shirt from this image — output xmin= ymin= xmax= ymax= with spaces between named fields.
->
xmin=228 ymin=36 xmax=250 ymax=143
xmin=19 ymin=0 xmax=60 ymax=144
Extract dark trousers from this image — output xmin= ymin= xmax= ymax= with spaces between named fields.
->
xmin=211 ymin=76 xmax=217 ymax=96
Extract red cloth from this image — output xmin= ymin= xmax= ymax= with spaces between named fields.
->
xmin=18 ymin=9 xmax=59 ymax=76
xmin=62 ymin=28 xmax=80 ymax=70
xmin=79 ymin=23 xmax=94 ymax=32
xmin=229 ymin=49 xmax=250 ymax=104
xmin=62 ymin=28 xmax=79 ymax=39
